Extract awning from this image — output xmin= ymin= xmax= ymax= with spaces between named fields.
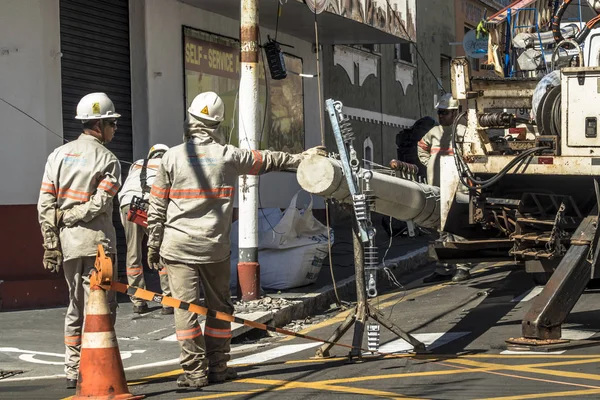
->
xmin=180 ymin=0 xmax=414 ymax=44
xmin=487 ymin=0 xmax=540 ymax=25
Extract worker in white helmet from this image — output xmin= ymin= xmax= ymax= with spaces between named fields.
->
xmin=147 ymin=91 xmax=327 ymax=388
xmin=37 ymin=92 xmax=121 ymax=389
xmin=118 ymin=144 xmax=173 ymax=315
xmin=418 ymin=93 xmax=472 ymax=283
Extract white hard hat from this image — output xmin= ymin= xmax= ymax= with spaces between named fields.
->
xmin=188 ymin=91 xmax=225 ymax=122
xmin=148 ymin=144 xmax=169 ymax=159
xmin=435 ymin=93 xmax=459 ymax=110
xmin=75 ymin=92 xmax=121 ymax=120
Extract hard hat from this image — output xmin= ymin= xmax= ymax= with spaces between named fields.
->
xmin=148 ymin=144 xmax=169 ymax=159
xmin=75 ymin=92 xmax=121 ymax=120
xmin=188 ymin=91 xmax=225 ymax=122
xmin=435 ymin=93 xmax=459 ymax=110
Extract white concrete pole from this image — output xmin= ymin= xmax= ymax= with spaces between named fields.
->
xmin=297 ymin=155 xmax=442 ymax=229
xmin=237 ymin=0 xmax=260 ymax=301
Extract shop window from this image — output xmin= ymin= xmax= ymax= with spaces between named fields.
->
xmin=183 ymin=26 xmax=305 ymax=153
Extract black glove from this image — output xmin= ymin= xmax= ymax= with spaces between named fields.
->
xmin=43 ymin=249 xmax=63 ymax=274
xmin=148 ymin=247 xmax=161 ymax=270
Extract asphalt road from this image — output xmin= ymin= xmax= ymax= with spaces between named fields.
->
xmin=4 ymin=262 xmax=600 ymax=399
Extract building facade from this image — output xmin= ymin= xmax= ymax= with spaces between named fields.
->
xmin=0 ymin=0 xmax=429 ymax=309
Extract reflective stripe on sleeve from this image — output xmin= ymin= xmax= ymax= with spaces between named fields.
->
xmin=98 ymin=178 xmax=120 ymax=196
xmin=248 ymin=150 xmax=263 ymax=175
xmin=41 ymin=182 xmax=56 ymax=195
xmin=150 ymin=185 xmax=170 ymax=199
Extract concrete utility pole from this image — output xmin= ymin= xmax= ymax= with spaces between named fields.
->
xmin=237 ymin=0 xmax=260 ymax=301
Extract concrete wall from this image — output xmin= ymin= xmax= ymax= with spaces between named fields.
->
xmin=0 ymin=0 xmax=63 ymax=205
xmin=131 ymin=0 xmax=322 ymax=209
xmin=322 ymin=0 xmax=456 ymax=167
xmin=0 ymin=0 xmax=66 ymax=310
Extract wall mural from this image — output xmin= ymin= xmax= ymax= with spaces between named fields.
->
xmin=300 ymin=0 xmax=417 ymax=41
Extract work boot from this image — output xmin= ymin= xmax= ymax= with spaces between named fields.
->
xmin=422 ymin=271 xmax=452 ymax=284
xmin=66 ymin=378 xmax=77 ymax=389
xmin=161 ymin=307 xmax=174 ymax=315
xmin=176 ymin=373 xmax=209 ymax=388
xmin=133 ymin=303 xmax=149 ymax=314
xmin=452 ymin=269 xmax=471 ymax=282
xmin=208 ymin=367 xmax=238 ymax=383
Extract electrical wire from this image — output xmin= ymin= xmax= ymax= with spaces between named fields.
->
xmin=0 ymin=96 xmax=145 ymax=170
xmin=451 ymin=111 xmax=547 ymax=189
xmin=312 ymin=6 xmax=343 ymax=308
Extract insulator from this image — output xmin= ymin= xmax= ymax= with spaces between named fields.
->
xmin=389 ymin=159 xmax=419 ymax=177
xmin=353 ymin=194 xmax=368 ymax=222
xmin=367 ymin=323 xmax=381 ymax=353
xmin=478 ymin=112 xmax=516 ymax=128
xmin=364 ymin=246 xmax=379 ymax=270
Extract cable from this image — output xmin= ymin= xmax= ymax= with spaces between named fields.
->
xmin=384 ymin=0 xmax=446 ymax=93
xmin=451 ymin=112 xmax=547 ymax=189
xmin=275 ymin=1 xmax=281 ymax=42
xmin=0 ymin=96 xmax=144 ymax=170
xmin=312 ymin=7 xmax=342 ymax=308
xmin=1 ymin=97 xmax=64 ymax=143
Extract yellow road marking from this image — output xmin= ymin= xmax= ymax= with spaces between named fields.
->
xmin=128 ymin=353 xmax=600 ymax=387
xmin=183 ymin=388 xmax=266 ymax=399
xmin=128 ymin=368 xmax=183 ymax=386
xmin=445 ymin=357 xmax=600 ymax=382
xmin=439 ymin=361 xmax=600 ymax=390
xmin=477 ymin=388 xmax=600 ymax=400
xmin=282 ymin=283 xmax=448 ymax=342
xmin=235 ymin=378 xmax=422 ymax=399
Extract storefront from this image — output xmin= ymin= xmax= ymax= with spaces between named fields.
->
xmin=0 ymin=0 xmax=415 ymax=309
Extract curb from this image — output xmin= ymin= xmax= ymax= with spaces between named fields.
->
xmin=232 ymin=246 xmax=430 ymax=339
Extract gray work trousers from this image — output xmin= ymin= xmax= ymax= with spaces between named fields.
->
xmin=163 ymin=257 xmax=234 ymax=378
xmin=63 ymin=256 xmax=118 ymax=380
xmin=120 ymin=205 xmax=171 ymax=307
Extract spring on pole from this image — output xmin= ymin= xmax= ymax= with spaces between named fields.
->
xmin=339 ymin=117 xmax=355 ymax=142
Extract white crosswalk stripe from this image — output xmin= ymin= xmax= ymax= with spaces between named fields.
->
xmin=511 ymin=286 xmax=544 ymax=303
xmin=375 ymin=332 xmax=470 ymax=354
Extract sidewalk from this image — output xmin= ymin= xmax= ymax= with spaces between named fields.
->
xmin=0 ymin=213 xmax=433 ymax=380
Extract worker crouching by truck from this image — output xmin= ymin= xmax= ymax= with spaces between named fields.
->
xmin=147 ymin=91 xmax=327 ymax=388
xmin=118 ymin=144 xmax=173 ymax=315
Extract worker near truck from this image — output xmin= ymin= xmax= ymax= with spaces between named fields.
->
xmin=118 ymin=144 xmax=173 ymax=315
xmin=147 ymin=91 xmax=327 ymax=388
xmin=418 ymin=93 xmax=472 ymax=283
xmin=37 ymin=92 xmax=121 ymax=389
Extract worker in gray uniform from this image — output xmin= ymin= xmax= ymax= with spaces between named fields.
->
xmin=38 ymin=92 xmax=121 ymax=389
xmin=418 ymin=93 xmax=472 ymax=283
xmin=147 ymin=91 xmax=327 ymax=388
xmin=118 ymin=144 xmax=173 ymax=315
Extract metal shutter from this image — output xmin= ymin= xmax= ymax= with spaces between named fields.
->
xmin=60 ymin=0 xmax=132 ymax=271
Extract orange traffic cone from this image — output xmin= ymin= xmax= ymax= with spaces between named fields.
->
xmin=73 ymin=285 xmax=144 ymax=400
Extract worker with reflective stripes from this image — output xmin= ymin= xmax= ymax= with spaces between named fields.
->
xmin=118 ymin=144 xmax=173 ymax=315
xmin=417 ymin=93 xmax=472 ymax=283
xmin=147 ymin=91 xmax=326 ymax=388
xmin=37 ymin=92 xmax=122 ymax=389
